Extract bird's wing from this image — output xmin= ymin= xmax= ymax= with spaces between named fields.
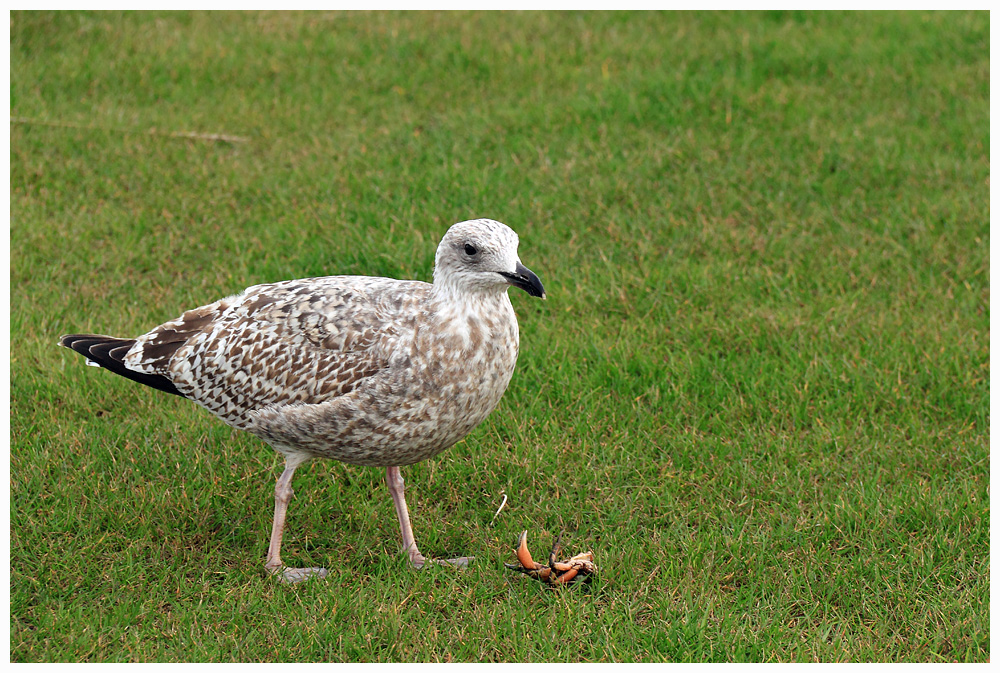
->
xmin=124 ymin=276 xmax=428 ymax=426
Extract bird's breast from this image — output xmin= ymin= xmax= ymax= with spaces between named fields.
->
xmin=382 ymin=296 xmax=520 ymax=441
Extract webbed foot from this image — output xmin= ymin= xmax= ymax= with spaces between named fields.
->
xmin=270 ymin=566 xmax=329 ymax=584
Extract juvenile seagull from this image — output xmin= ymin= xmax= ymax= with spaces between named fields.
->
xmin=60 ymin=219 xmax=545 ymax=583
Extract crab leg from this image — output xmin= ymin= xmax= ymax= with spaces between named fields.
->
xmin=548 ymin=532 xmax=562 ymax=571
xmin=553 ymin=567 xmax=579 ymax=584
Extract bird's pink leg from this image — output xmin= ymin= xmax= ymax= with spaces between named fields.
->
xmin=385 ymin=466 xmax=473 ymax=569
xmin=265 ymin=455 xmax=328 ymax=584
xmin=385 ymin=465 xmax=425 ymax=567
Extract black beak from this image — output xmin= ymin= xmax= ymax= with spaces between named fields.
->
xmin=500 ymin=261 xmax=546 ymax=299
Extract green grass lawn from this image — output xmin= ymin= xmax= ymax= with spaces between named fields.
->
xmin=10 ymin=10 xmax=989 ymax=662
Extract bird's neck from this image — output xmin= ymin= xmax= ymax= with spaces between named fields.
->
xmin=429 ymin=277 xmax=508 ymax=305
xmin=427 ymin=284 xmax=516 ymax=351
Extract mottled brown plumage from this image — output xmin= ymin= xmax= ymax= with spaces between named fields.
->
xmin=60 ymin=219 xmax=545 ymax=582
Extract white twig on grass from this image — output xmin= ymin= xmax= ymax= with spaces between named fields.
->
xmin=10 ymin=116 xmax=248 ymax=144
xmin=491 ymin=493 xmax=508 ymax=524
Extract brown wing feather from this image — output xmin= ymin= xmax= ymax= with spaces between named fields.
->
xmin=123 ymin=277 xmax=424 ymax=430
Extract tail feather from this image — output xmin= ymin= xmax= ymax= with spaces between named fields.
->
xmin=59 ymin=334 xmax=184 ymax=397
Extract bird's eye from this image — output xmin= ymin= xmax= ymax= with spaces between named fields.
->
xmin=464 ymin=243 xmax=478 ymax=256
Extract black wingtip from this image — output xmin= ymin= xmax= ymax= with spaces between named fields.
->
xmin=60 ymin=333 xmax=184 ymax=398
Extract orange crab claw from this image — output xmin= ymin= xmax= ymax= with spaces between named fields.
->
xmin=515 ymin=530 xmax=543 ymax=570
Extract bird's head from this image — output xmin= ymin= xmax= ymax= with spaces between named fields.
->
xmin=433 ymin=219 xmax=546 ymax=300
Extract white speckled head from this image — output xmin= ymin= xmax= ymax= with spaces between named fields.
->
xmin=433 ymin=219 xmax=545 ymax=299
